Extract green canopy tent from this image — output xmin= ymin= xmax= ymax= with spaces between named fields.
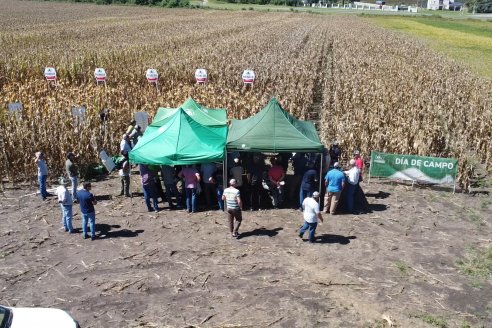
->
xmin=226 ymin=97 xmax=324 ymax=193
xmin=152 ymin=97 xmax=227 ymax=128
xmin=129 ymin=108 xmax=227 ymax=166
xmin=226 ymin=97 xmax=323 ymax=153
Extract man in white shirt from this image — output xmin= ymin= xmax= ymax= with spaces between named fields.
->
xmin=120 ymin=134 xmax=132 ymax=156
xmin=222 ymin=179 xmax=243 ymax=238
xmin=344 ymin=159 xmax=360 ymax=214
xmin=56 ymin=177 xmax=74 ymax=233
xmin=299 ymin=191 xmax=323 ymax=243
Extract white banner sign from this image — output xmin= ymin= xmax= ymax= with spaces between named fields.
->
xmin=94 ymin=68 xmax=107 ymax=82
xmin=195 ymin=69 xmax=208 ymax=83
xmin=146 ymin=69 xmax=158 ymax=83
xmin=71 ymin=105 xmax=86 ymax=125
xmin=44 ymin=67 xmax=57 ymax=81
xmin=242 ymin=70 xmax=255 ymax=84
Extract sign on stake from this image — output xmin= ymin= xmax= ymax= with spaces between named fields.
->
xmin=242 ymin=69 xmax=255 ymax=87
xmin=7 ymin=102 xmax=23 ymax=120
xmin=146 ymin=69 xmax=159 ymax=91
xmin=195 ymin=69 xmax=208 ymax=84
xmin=44 ymin=67 xmax=57 ymax=86
xmin=94 ymin=68 xmax=107 ymax=86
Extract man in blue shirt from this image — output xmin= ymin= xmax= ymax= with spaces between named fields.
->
xmin=77 ymin=182 xmax=98 ymax=240
xmin=299 ymin=161 xmax=317 ymax=210
xmin=323 ymin=162 xmax=345 ymax=215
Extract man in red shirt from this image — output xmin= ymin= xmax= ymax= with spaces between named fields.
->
xmin=268 ymin=157 xmax=285 ymax=209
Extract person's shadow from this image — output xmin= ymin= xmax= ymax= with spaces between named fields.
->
xmin=315 ymin=234 xmax=356 ymax=244
xmin=237 ymin=227 xmax=283 ymax=239
xmin=95 ymin=224 xmax=144 ymax=239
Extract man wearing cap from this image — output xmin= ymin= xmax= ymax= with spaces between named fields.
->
xmin=324 ymin=162 xmax=345 ymax=215
xmin=56 ymin=177 xmax=74 ymax=233
xmin=344 ymin=159 xmax=360 ymax=214
xmin=65 ymin=152 xmax=79 ymax=202
xmin=222 ymin=179 xmax=243 ymax=238
xmin=299 ymin=191 xmax=323 ymax=243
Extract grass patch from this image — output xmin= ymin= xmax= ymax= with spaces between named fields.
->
xmin=395 ymin=260 xmax=410 ymax=276
xmin=456 ymin=246 xmax=492 ymax=279
xmin=366 ymin=16 xmax=492 ymax=79
xmin=412 ymin=312 xmax=448 ymax=328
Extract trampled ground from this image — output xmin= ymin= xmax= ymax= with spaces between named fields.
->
xmin=1 ymin=175 xmax=491 ymax=328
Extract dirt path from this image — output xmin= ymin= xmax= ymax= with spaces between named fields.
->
xmin=0 ymin=176 xmax=490 ymax=328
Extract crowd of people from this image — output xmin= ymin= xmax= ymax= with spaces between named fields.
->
xmin=34 ymin=118 xmax=365 ymax=242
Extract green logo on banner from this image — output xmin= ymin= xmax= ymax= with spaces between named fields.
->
xmin=370 ymin=151 xmax=458 ymax=185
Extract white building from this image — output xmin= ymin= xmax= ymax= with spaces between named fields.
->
xmin=427 ymin=0 xmax=462 ymax=10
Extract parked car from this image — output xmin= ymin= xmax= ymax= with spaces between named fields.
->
xmin=0 ymin=305 xmax=79 ymax=328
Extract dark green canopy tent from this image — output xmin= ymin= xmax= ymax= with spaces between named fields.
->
xmin=226 ymin=97 xmax=323 ymax=152
xmin=129 ymin=108 xmax=227 ymax=165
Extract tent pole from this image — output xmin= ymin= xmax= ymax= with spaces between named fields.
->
xmin=223 ymin=150 xmax=227 ymax=210
xmin=319 ymin=151 xmax=323 ymax=193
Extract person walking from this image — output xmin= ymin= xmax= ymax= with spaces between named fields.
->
xmin=77 ymin=182 xmax=97 ymax=240
xmin=299 ymin=161 xmax=317 ymax=210
xmin=35 ymin=151 xmax=48 ymax=200
xmin=329 ymin=141 xmax=342 ymax=163
xmin=299 ymin=191 xmax=323 ymax=243
xmin=56 ymin=177 xmax=74 ymax=233
xmin=323 ymin=162 xmax=345 ymax=215
xmin=178 ymin=165 xmax=201 ymax=213
xmin=344 ymin=159 xmax=360 ymax=214
xmin=222 ymin=179 xmax=243 ymax=238
xmin=118 ymin=156 xmax=131 ymax=197
xmin=65 ymin=152 xmax=79 ymax=202
xmin=139 ymin=164 xmax=159 ymax=213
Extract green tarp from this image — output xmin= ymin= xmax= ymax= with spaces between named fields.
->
xmin=226 ymin=97 xmax=323 ymax=152
xmin=129 ymin=108 xmax=227 ymax=165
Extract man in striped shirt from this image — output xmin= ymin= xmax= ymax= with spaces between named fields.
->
xmin=222 ymin=179 xmax=243 ymax=238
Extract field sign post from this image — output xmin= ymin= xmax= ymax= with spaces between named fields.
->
xmin=195 ymin=69 xmax=208 ymax=84
xmin=134 ymin=111 xmax=149 ymax=132
xmin=8 ymin=102 xmax=23 ymax=120
xmin=146 ymin=69 xmax=159 ymax=91
xmin=44 ymin=67 xmax=57 ymax=87
xmin=94 ymin=68 xmax=107 ymax=87
xmin=242 ymin=70 xmax=255 ymax=88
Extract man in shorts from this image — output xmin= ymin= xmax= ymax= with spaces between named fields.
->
xmin=222 ymin=179 xmax=243 ymax=238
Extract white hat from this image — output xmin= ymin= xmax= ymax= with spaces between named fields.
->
xmin=349 ymin=159 xmax=356 ymax=166
xmin=58 ymin=176 xmax=68 ymax=185
xmin=229 ymin=179 xmax=237 ymax=186
xmin=234 ymin=158 xmax=239 ymax=163
xmin=334 ymin=162 xmax=340 ymax=168
xmin=312 ymin=191 xmax=320 ymax=198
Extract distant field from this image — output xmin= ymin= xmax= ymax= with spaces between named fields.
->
xmin=367 ymin=16 xmax=492 ymax=79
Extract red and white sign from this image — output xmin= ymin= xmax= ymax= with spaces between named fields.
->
xmin=146 ymin=69 xmax=158 ymax=83
xmin=195 ymin=69 xmax=208 ymax=84
xmin=94 ymin=68 xmax=107 ymax=82
xmin=44 ymin=67 xmax=57 ymax=81
xmin=242 ymin=70 xmax=256 ymax=84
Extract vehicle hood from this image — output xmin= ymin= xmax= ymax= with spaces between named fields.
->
xmin=10 ymin=307 xmax=77 ymax=328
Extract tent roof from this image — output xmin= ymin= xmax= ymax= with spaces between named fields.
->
xmin=152 ymin=97 xmax=227 ymax=127
xmin=129 ymin=108 xmax=227 ymax=165
xmin=226 ymin=98 xmax=323 ymax=152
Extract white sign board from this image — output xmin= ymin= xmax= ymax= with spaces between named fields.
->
xmin=94 ymin=68 xmax=107 ymax=83
xmin=146 ymin=69 xmax=158 ymax=83
xmin=71 ymin=105 xmax=86 ymax=125
xmin=242 ymin=70 xmax=255 ymax=84
xmin=44 ymin=67 xmax=57 ymax=81
xmin=99 ymin=150 xmax=116 ymax=172
xmin=195 ymin=69 xmax=208 ymax=84
xmin=134 ymin=111 xmax=149 ymax=132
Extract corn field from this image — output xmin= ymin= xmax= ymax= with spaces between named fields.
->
xmin=0 ymin=0 xmax=490 ymax=190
